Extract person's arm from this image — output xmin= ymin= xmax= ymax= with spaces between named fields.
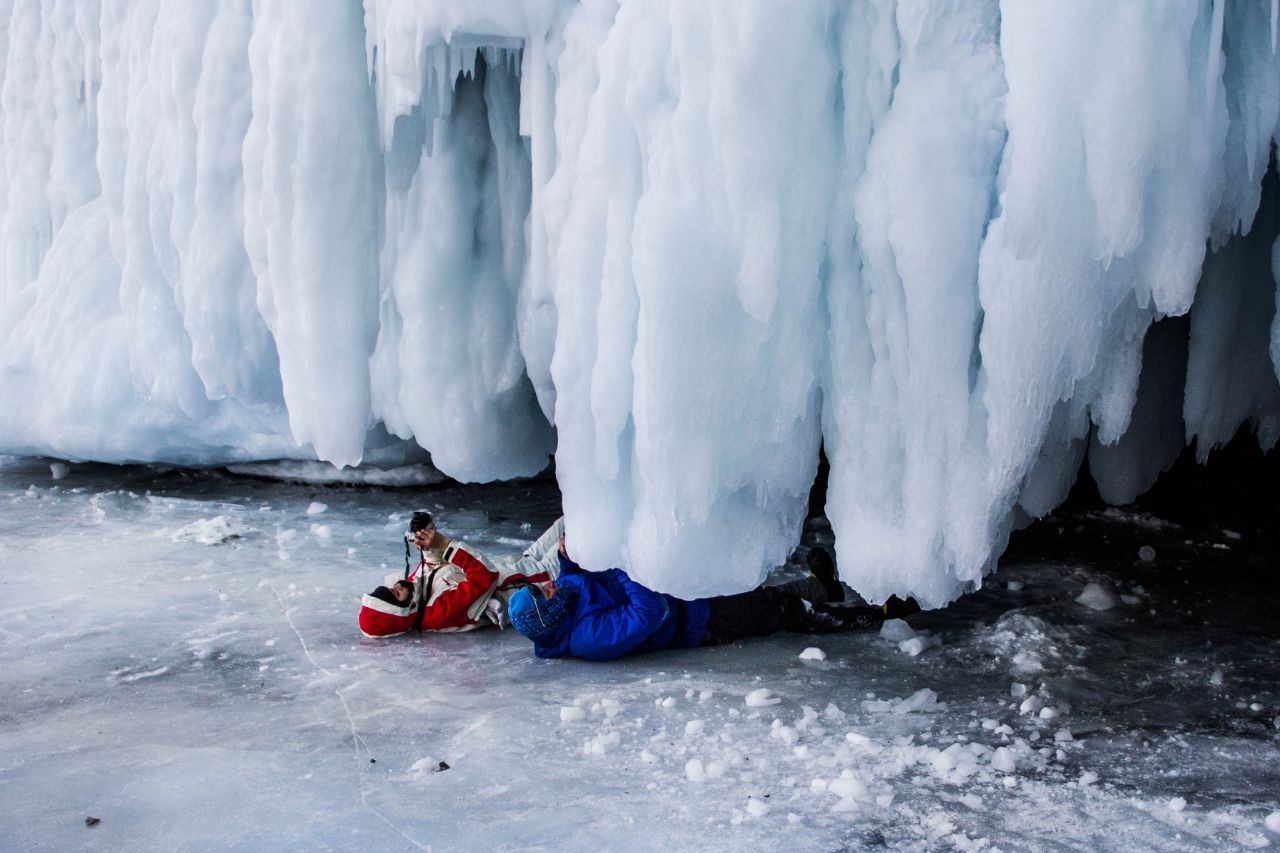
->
xmin=569 ymin=570 xmax=670 ymax=661
xmin=419 ymin=542 xmax=499 ymax=630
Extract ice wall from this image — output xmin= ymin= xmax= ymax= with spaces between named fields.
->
xmin=1 ymin=1 xmax=1278 ymax=602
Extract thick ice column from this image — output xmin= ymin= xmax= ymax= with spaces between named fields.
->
xmin=369 ymin=53 xmax=553 ymax=480
xmin=970 ymin=2 xmax=1226 ymax=586
xmin=1185 ymin=171 xmax=1280 ymax=456
xmin=0 ymin=0 xmax=102 ymax=298
xmin=243 ymin=1 xmax=381 ymax=467
xmin=822 ymin=0 xmax=1006 ymax=607
xmin=548 ymin=0 xmax=838 ymax=596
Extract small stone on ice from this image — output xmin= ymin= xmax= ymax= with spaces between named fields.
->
xmin=1138 ymin=545 xmax=1156 ymax=562
xmin=1075 ymin=582 xmax=1120 ymax=611
xmin=1168 ymin=797 xmax=1186 ymax=812
xmin=560 ymin=706 xmax=586 ymax=722
xmin=799 ymin=647 xmax=826 ymax=661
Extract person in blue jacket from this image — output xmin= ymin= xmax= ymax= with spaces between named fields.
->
xmin=506 ymin=542 xmax=917 ymax=662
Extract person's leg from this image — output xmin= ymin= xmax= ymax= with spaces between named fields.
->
xmin=701 ymin=587 xmax=884 ymax=646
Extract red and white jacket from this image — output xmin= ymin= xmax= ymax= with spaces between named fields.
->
xmin=359 ymin=518 xmax=565 ymax=638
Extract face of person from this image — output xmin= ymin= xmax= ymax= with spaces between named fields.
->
xmin=391 ymin=580 xmax=414 ymax=604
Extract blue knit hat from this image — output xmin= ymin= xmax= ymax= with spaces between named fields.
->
xmin=509 ymin=584 xmax=575 ymax=641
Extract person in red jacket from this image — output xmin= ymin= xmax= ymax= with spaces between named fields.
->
xmin=358 ymin=512 xmax=564 ymax=638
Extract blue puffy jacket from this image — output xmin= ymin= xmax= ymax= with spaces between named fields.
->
xmin=531 ymin=555 xmax=710 ymax=661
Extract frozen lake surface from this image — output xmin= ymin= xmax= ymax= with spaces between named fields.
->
xmin=0 ymin=457 xmax=1276 ymax=851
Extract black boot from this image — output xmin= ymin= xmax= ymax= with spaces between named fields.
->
xmin=805 ymin=547 xmax=844 ymax=603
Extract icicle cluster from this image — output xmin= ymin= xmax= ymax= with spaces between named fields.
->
xmin=2 ymin=1 xmax=1277 ymax=603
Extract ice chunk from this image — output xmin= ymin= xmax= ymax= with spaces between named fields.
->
xmin=744 ymin=688 xmax=781 ymax=708
xmin=1265 ymin=811 xmax=1280 ymax=833
xmin=306 ymin=502 xmax=328 ymax=516
xmin=1168 ymin=797 xmax=1187 ymax=812
xmin=560 ymin=706 xmax=586 ymax=722
xmin=744 ymin=798 xmax=770 ymax=818
xmin=799 ymin=647 xmax=826 ymax=661
xmin=1137 ymin=545 xmax=1157 ymax=562
xmin=898 ymin=635 xmax=941 ymax=657
xmin=991 ymin=747 xmax=1016 ymax=773
xmin=893 ymin=688 xmax=944 ymax=715
xmin=50 ymin=463 xmax=69 ymax=480
xmin=1076 ymin=583 xmax=1121 ymax=611
xmin=684 ymin=759 xmax=707 ymax=782
xmin=879 ymin=619 xmax=917 ymax=642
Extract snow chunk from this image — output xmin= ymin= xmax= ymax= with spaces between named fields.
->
xmin=1076 ymin=582 xmax=1121 ymax=611
xmin=560 ymin=706 xmax=586 ymax=722
xmin=798 ymin=647 xmax=826 ymax=661
xmin=685 ymin=759 xmax=707 ymax=782
xmin=1168 ymin=797 xmax=1186 ymax=812
xmin=744 ymin=688 xmax=781 ymax=707
xmin=744 ymin=798 xmax=770 ymax=817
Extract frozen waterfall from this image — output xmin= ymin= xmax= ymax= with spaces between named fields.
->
xmin=1 ymin=0 xmax=1278 ymax=604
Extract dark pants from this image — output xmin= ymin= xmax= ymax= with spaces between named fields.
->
xmin=700 ymin=578 xmax=883 ymax=646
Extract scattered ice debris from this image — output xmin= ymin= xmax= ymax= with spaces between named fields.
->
xmin=880 ymin=619 xmax=917 ymax=642
xmin=1168 ymin=797 xmax=1187 ymax=812
xmin=50 ymin=462 xmax=68 ymax=480
xmin=868 ymin=688 xmax=944 ymax=715
xmin=1076 ymin=582 xmax=1121 ymax=611
xmin=685 ymin=759 xmax=707 ymax=782
xmin=1006 ymin=580 xmax=1025 ymax=592
xmin=306 ymin=501 xmax=328 ymax=515
xmin=798 ymin=647 xmax=826 ymax=661
xmin=744 ymin=688 xmax=781 ymax=707
xmin=584 ymin=731 xmax=620 ymax=755
xmin=1265 ymin=811 xmax=1280 ymax=833
xmin=171 ymin=515 xmax=249 ymax=545
xmin=560 ymin=706 xmax=586 ymax=722
xmin=1138 ymin=545 xmax=1157 ymax=562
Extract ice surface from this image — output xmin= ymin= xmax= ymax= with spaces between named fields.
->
xmin=2 ymin=3 xmax=1280 ymax=603
xmin=0 ymin=462 xmax=1276 ymax=849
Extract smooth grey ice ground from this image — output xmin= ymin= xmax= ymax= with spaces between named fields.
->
xmin=0 ymin=458 xmax=1276 ymax=851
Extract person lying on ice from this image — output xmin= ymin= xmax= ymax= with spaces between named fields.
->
xmin=506 ymin=543 xmax=918 ymax=662
xmin=358 ymin=512 xmax=565 ymax=638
